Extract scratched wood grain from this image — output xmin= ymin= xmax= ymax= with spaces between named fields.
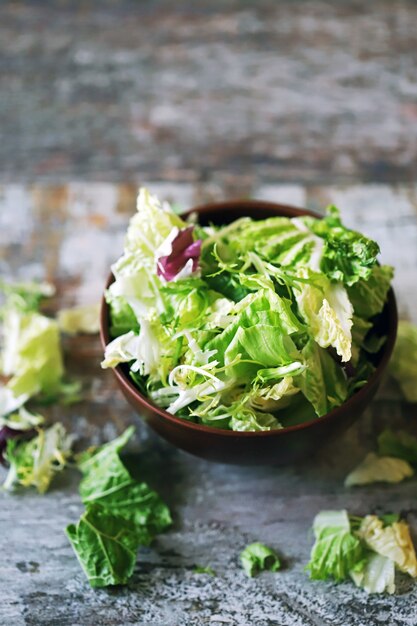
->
xmin=1 ymin=182 xmax=417 ymax=626
xmin=1 ymin=1 xmax=417 ymax=185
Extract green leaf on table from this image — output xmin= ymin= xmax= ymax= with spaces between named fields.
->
xmin=78 ymin=426 xmax=171 ymax=542
xmin=358 ymin=516 xmax=417 ymax=578
xmin=240 ymin=542 xmax=281 ymax=578
xmin=351 ymin=553 xmax=395 ymax=594
xmin=57 ymin=303 xmax=100 ymax=335
xmin=345 ymin=453 xmax=414 ymax=487
xmin=306 ymin=510 xmax=367 ymax=582
xmin=1 ymin=309 xmax=64 ymax=400
xmin=3 ymin=423 xmax=73 ymax=493
xmin=66 ymin=505 xmax=140 ymax=588
xmin=389 ymin=321 xmax=417 ymax=402
xmin=193 ymin=565 xmax=216 ymax=576
xmin=378 ymin=429 xmax=417 ymax=465
xmin=0 ymin=279 xmax=55 ymax=315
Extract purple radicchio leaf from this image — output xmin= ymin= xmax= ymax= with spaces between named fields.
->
xmin=156 ymin=226 xmax=202 ymax=282
xmin=0 ymin=426 xmax=36 ymax=465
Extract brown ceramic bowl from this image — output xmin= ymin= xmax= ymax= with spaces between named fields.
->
xmin=100 ymin=200 xmax=398 ymax=465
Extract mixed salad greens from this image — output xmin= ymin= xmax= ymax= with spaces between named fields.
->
xmin=103 ymin=188 xmax=393 ymax=431
xmin=307 ymin=510 xmax=417 ymax=594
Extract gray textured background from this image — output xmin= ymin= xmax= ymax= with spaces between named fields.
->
xmin=1 ymin=2 xmax=417 ymax=625
xmin=1 ymin=0 xmax=417 ymax=185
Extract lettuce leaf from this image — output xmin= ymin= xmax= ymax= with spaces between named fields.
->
xmin=69 ymin=427 xmax=172 ymax=588
xmin=240 ymin=542 xmax=281 ymax=577
xmin=351 ymin=554 xmax=395 ymax=594
xmin=296 ymin=340 xmax=348 ymax=417
xmin=358 ymin=516 xmax=417 ymax=578
xmin=347 ymin=265 xmax=394 ymax=320
xmin=3 ymin=423 xmax=73 ymax=493
xmin=306 ymin=510 xmax=367 ymax=582
xmin=78 ymin=427 xmax=171 ymax=543
xmin=389 ymin=321 xmax=417 ymax=402
xmin=293 ymin=269 xmax=353 ymax=362
xmin=0 ymin=279 xmax=55 ymax=314
xmin=66 ymin=505 xmax=140 ymax=588
xmin=302 ymin=206 xmax=380 ymax=286
xmin=57 ymin=304 xmax=100 ymax=335
xmin=377 ymin=429 xmax=417 ymax=464
xmin=345 ymin=453 xmax=414 ymax=487
xmin=1 ymin=308 xmax=64 ymax=400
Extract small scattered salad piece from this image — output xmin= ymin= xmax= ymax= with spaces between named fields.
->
xmin=57 ymin=303 xmax=100 ymax=335
xmin=344 ymin=452 xmax=414 ymax=487
xmin=358 ymin=516 xmax=417 ymax=578
xmin=389 ymin=321 xmax=417 ymax=402
xmin=307 ymin=510 xmax=417 ymax=594
xmin=193 ymin=566 xmax=216 ymax=576
xmin=66 ymin=505 xmax=140 ymax=588
xmin=240 ymin=542 xmax=281 ymax=577
xmin=78 ymin=427 xmax=171 ymax=544
xmin=0 ymin=406 xmax=44 ymax=463
xmin=0 ymin=279 xmax=77 ymax=407
xmin=378 ymin=429 xmax=417 ymax=465
xmin=67 ymin=427 xmax=171 ymax=588
xmin=350 ymin=553 xmax=395 ymax=594
xmin=3 ymin=423 xmax=73 ymax=493
xmin=306 ymin=510 xmax=366 ymax=582
xmin=103 ymin=188 xmax=393 ymax=431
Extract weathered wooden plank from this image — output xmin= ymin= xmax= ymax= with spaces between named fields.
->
xmin=1 ymin=2 xmax=417 ymax=184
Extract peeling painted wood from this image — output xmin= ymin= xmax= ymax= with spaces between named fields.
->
xmin=1 ymin=182 xmax=417 ymax=625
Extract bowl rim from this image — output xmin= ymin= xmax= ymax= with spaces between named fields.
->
xmin=100 ymin=198 xmax=398 ymax=438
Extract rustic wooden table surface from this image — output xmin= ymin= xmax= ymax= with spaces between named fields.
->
xmin=1 ymin=182 xmax=417 ymax=626
xmin=1 ymin=1 xmax=417 ymax=625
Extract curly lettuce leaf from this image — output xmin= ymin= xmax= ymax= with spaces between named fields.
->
xmin=125 ymin=187 xmax=186 ymax=261
xmin=345 ymin=453 xmax=414 ymax=487
xmin=378 ymin=429 xmax=417 ymax=465
xmin=240 ymin=542 xmax=281 ymax=577
xmin=3 ymin=423 xmax=73 ymax=493
xmin=389 ymin=321 xmax=417 ymax=402
xmin=358 ymin=516 xmax=417 ymax=578
xmin=306 ymin=510 xmax=367 ymax=582
xmin=0 ymin=279 xmax=55 ymax=314
xmin=293 ymin=270 xmax=353 ymax=362
xmin=303 ymin=206 xmax=380 ymax=286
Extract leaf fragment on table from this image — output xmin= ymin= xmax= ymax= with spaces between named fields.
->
xmin=193 ymin=566 xmax=216 ymax=576
xmin=351 ymin=553 xmax=395 ymax=594
xmin=3 ymin=423 xmax=73 ymax=493
xmin=240 ymin=542 xmax=281 ymax=577
xmin=306 ymin=510 xmax=367 ymax=582
xmin=345 ymin=452 xmax=414 ymax=487
xmin=57 ymin=303 xmax=100 ymax=335
xmin=66 ymin=505 xmax=140 ymax=588
xmin=68 ymin=427 xmax=172 ymax=587
xmin=358 ymin=516 xmax=417 ymax=578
